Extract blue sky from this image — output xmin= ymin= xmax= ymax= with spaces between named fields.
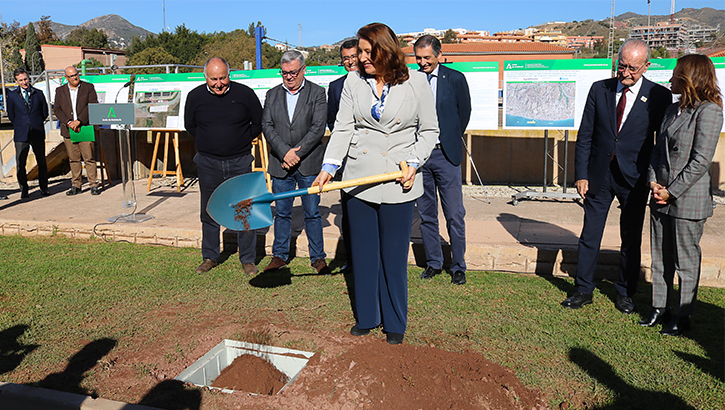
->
xmin=0 ymin=0 xmax=722 ymax=47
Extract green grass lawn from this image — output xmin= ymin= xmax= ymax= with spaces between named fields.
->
xmin=0 ymin=235 xmax=722 ymax=409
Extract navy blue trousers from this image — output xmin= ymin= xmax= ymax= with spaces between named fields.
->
xmin=194 ymin=152 xmax=256 ymax=264
xmin=417 ymin=148 xmax=466 ymax=273
xmin=344 ymin=194 xmax=414 ymax=335
xmin=576 ymin=159 xmax=648 ymax=296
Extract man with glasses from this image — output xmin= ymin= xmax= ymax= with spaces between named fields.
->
xmin=262 ymin=50 xmax=329 ymax=274
xmin=6 ymin=67 xmax=49 ymax=199
xmin=55 ymin=66 xmax=100 ymax=196
xmin=326 ymin=39 xmax=358 ymax=273
xmin=185 ymin=57 xmax=263 ymax=275
xmin=562 ymin=39 xmax=672 ymax=313
xmin=327 ymin=39 xmax=358 ymax=131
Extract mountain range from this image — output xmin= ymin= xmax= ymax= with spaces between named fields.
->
xmin=42 ymin=7 xmax=723 ymax=50
xmin=47 ymin=14 xmax=154 ymax=49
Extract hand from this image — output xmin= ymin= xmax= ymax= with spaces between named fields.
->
xmin=312 ymin=171 xmax=332 ymax=193
xmin=397 ymin=165 xmax=416 ymax=190
xmin=283 ymin=147 xmax=301 ymax=169
xmin=575 ymin=179 xmax=589 ymax=199
xmin=649 ymin=181 xmax=664 ymax=192
xmin=652 ymin=186 xmax=670 ymax=205
xmin=69 ymin=120 xmax=81 ymax=133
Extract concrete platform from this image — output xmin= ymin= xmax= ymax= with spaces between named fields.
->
xmin=0 ymin=176 xmax=723 ymax=287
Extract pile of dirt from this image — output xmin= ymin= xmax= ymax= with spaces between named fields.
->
xmin=211 ymin=353 xmax=287 ymax=395
xmin=280 ymin=339 xmax=549 ymax=410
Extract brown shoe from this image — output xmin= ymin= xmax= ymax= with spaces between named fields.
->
xmin=195 ymin=258 xmax=218 ymax=274
xmin=312 ymin=259 xmax=331 ymax=275
xmin=243 ymin=263 xmax=259 ymax=275
xmin=264 ymin=256 xmax=287 ymax=272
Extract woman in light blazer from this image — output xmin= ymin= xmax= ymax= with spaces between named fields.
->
xmin=640 ymin=54 xmax=723 ymax=336
xmin=313 ymin=23 xmax=439 ymax=345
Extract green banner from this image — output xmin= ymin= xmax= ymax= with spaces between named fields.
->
xmin=504 ymin=59 xmax=611 ymax=71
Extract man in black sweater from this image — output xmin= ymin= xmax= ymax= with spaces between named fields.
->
xmin=184 ymin=57 xmax=263 ymax=275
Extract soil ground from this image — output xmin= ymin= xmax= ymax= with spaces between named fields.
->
xmin=59 ymin=307 xmax=548 ymax=410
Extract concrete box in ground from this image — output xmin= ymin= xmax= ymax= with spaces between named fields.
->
xmin=175 ymin=339 xmax=315 ymax=394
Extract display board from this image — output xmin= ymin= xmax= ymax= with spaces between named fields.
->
xmin=502 ymin=59 xmax=611 ymax=130
xmin=231 ymin=66 xmax=347 ymax=106
xmin=713 ymin=57 xmax=725 ymax=132
xmin=454 ymin=61 xmax=499 ymax=130
xmin=132 ymin=72 xmax=205 ymax=130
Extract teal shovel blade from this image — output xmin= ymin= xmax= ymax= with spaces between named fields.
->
xmin=206 ymin=172 xmax=274 ymax=231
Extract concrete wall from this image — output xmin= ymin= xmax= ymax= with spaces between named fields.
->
xmin=2 ymin=127 xmax=724 ymax=191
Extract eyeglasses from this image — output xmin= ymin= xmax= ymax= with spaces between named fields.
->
xmin=280 ymin=66 xmax=305 ymax=77
xmin=66 ymin=74 xmax=79 ymax=79
xmin=342 ymin=56 xmax=357 ymax=62
xmin=617 ymin=64 xmax=644 ymax=74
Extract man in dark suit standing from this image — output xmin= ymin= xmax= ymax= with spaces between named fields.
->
xmin=562 ymin=39 xmax=672 ymax=313
xmin=414 ymin=35 xmax=471 ymax=285
xmin=262 ymin=50 xmax=329 ymax=274
xmin=327 ymin=39 xmax=358 ymax=273
xmin=6 ymin=67 xmax=49 ymax=198
xmin=54 ymin=66 xmax=100 ymax=196
xmin=327 ymin=39 xmax=358 ymax=131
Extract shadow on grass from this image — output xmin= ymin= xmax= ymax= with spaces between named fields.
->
xmin=136 ymin=379 xmax=202 ymax=410
xmin=0 ymin=324 xmax=39 ymax=375
xmin=672 ymin=298 xmax=725 ymax=383
xmin=569 ymin=347 xmax=696 ymax=410
xmin=35 ymin=338 xmax=117 ymax=397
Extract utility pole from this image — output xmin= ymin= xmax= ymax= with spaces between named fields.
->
xmin=298 ymin=23 xmax=302 ymax=49
xmin=607 ymin=0 xmax=615 ymax=61
xmin=0 ymin=40 xmax=6 ymax=115
xmin=647 ymin=0 xmax=651 ymax=47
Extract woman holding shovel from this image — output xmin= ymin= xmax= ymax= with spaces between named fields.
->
xmin=313 ymin=22 xmax=439 ymax=345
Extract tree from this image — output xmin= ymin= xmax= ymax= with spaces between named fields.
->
xmin=24 ymin=22 xmax=44 ymax=75
xmin=192 ymin=33 xmax=261 ymax=70
xmin=442 ymin=29 xmax=458 ymax=44
xmin=398 ymin=36 xmax=408 ymax=48
xmin=66 ymin=27 xmax=109 ymax=49
xmin=36 ymin=15 xmax=58 ymax=44
xmin=125 ymin=46 xmax=177 ymax=74
xmin=8 ymin=46 xmax=24 ymax=71
xmin=650 ymin=47 xmax=669 ymax=59
xmin=127 ymin=24 xmax=210 ymax=66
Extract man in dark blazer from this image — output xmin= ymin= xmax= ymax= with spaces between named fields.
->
xmin=262 ymin=50 xmax=329 ymax=274
xmin=414 ymin=35 xmax=472 ymax=285
xmin=6 ymin=67 xmax=49 ymax=198
xmin=327 ymin=39 xmax=358 ymax=131
xmin=54 ymin=66 xmax=100 ymax=196
xmin=327 ymin=38 xmax=358 ymax=273
xmin=562 ymin=39 xmax=672 ymax=313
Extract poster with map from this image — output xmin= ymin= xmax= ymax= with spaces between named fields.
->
xmin=503 ymin=59 xmax=611 ymax=130
xmin=132 ymin=73 xmax=205 ymax=130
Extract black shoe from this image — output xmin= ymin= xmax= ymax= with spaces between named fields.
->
xmin=420 ymin=266 xmax=441 ymax=279
xmin=91 ymin=187 xmax=101 ymax=195
xmin=20 ymin=187 xmax=29 ymax=198
xmin=561 ymin=292 xmax=593 ymax=309
xmin=350 ymin=324 xmax=370 ymax=336
xmin=615 ymin=295 xmax=635 ymax=314
xmin=40 ymin=189 xmax=50 ymax=196
xmin=638 ymin=308 xmax=669 ymax=327
xmin=386 ymin=332 xmax=404 ymax=345
xmin=451 ymin=271 xmax=466 ymax=285
xmin=0 ymin=195 xmax=8 ymax=200
xmin=661 ymin=315 xmax=691 ymax=336
xmin=66 ymin=187 xmax=81 ymax=196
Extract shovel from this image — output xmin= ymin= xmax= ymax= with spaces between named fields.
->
xmin=207 ymin=161 xmax=410 ymax=231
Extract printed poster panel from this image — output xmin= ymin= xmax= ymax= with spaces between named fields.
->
xmin=503 ymin=59 xmax=611 ymax=130
xmin=712 ymin=57 xmax=725 ymax=132
xmin=132 ymin=73 xmax=204 ymax=130
xmin=455 ymin=61 xmax=499 ymax=130
xmin=60 ymin=74 xmax=132 ymax=104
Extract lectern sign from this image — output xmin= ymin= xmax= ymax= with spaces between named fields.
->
xmin=89 ymin=103 xmax=135 ymax=125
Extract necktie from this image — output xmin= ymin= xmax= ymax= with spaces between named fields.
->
xmin=23 ymin=89 xmax=29 ymax=105
xmin=616 ymin=87 xmax=629 ymax=134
